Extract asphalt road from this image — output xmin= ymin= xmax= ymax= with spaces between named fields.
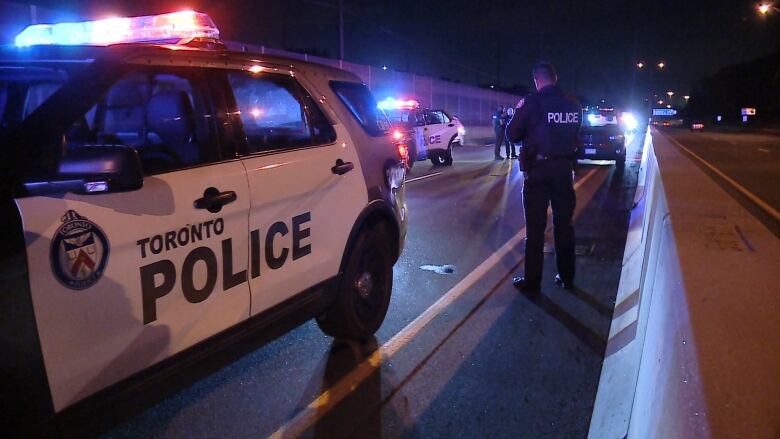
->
xmin=660 ymin=128 xmax=780 ymax=233
xmin=100 ymin=132 xmax=644 ymax=438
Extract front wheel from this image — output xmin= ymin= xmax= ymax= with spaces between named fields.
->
xmin=431 ymin=145 xmax=453 ymax=166
xmin=316 ymin=223 xmax=394 ymax=340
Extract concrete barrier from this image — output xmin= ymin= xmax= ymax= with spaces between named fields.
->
xmin=589 ymin=129 xmax=780 ymax=438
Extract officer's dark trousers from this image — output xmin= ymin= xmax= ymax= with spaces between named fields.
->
xmin=522 ymin=159 xmax=576 ymax=288
xmin=494 ymin=130 xmax=504 ymax=157
xmin=505 ymin=135 xmax=516 ymax=158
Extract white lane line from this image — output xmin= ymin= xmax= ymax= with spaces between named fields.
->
xmin=267 ymin=168 xmax=600 ymax=439
xmin=406 ymin=172 xmax=443 ymax=183
xmin=666 ymin=135 xmax=780 ymax=222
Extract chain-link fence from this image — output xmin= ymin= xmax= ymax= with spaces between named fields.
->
xmin=228 ymin=44 xmax=521 ymax=129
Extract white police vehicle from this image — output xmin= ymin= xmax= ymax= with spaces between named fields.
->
xmin=0 ymin=11 xmax=406 ymax=433
xmin=379 ymin=98 xmax=464 ymax=167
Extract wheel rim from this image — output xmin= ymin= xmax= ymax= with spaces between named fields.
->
xmin=436 ymin=155 xmax=445 ymax=164
xmin=352 ymin=244 xmax=386 ymax=324
xmin=354 ymin=272 xmax=374 ymax=299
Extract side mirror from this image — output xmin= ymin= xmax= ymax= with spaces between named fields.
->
xmin=26 ymin=145 xmax=143 ymax=196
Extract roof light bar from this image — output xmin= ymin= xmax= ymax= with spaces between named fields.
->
xmin=15 ymin=10 xmax=219 ymax=47
xmin=377 ymin=97 xmax=420 ymax=111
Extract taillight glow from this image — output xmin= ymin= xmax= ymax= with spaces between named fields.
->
xmin=397 ymin=144 xmax=409 ymax=161
xmin=392 ymin=129 xmax=404 ymax=141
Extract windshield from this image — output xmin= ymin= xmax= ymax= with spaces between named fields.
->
xmin=383 ymin=108 xmax=414 ymax=127
xmin=0 ymin=64 xmax=79 ymax=137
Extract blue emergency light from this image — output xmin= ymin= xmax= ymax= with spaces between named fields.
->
xmin=15 ymin=11 xmax=219 ymax=47
xmin=377 ymin=97 xmax=419 ymax=111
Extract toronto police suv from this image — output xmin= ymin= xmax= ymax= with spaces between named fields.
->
xmin=0 ymin=11 xmax=406 ymax=433
xmin=380 ymin=98 xmax=464 ymax=167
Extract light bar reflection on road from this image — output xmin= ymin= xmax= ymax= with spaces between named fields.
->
xmin=15 ymin=10 xmax=219 ymax=47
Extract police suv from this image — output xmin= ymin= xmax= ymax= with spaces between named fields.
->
xmin=0 ymin=11 xmax=406 ymax=432
xmin=577 ymin=106 xmax=626 ymax=165
xmin=380 ymin=98 xmax=464 ymax=167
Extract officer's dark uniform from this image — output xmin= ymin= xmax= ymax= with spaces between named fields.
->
xmin=493 ymin=107 xmax=506 ymax=159
xmin=503 ymin=109 xmax=517 ymax=159
xmin=506 ymin=84 xmax=581 ymax=292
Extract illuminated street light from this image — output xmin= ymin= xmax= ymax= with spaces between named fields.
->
xmin=667 ymin=91 xmax=674 ymax=99
xmin=658 ymin=61 xmax=666 ymax=69
xmin=684 ymin=95 xmax=690 ymax=101
xmin=637 ymin=61 xmax=645 ymax=69
xmin=666 ymin=104 xmax=672 ymax=109
xmin=382 ymin=65 xmax=388 ymax=71
xmin=658 ymin=99 xmax=664 ymax=105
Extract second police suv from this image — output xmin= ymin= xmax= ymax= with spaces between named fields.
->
xmin=379 ymin=97 xmax=465 ymax=168
xmin=0 ymin=11 xmax=407 ymax=431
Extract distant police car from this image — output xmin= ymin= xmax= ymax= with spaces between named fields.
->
xmin=379 ymin=98 xmax=463 ymax=167
xmin=0 ymin=11 xmax=406 ymax=430
xmin=577 ymin=107 xmax=626 ymax=165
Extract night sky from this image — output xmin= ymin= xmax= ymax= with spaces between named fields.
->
xmin=10 ymin=0 xmax=780 ymax=105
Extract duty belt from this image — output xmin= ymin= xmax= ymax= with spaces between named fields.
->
xmin=534 ymin=154 xmax=574 ymax=162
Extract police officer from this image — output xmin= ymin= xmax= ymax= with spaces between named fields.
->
xmin=506 ymin=61 xmax=582 ymax=294
xmin=493 ymin=105 xmax=506 ymax=160
xmin=504 ymin=107 xmax=518 ymax=159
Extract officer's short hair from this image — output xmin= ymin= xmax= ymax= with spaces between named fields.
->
xmin=533 ymin=61 xmax=557 ymax=83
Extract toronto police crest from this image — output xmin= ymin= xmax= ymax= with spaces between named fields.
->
xmin=50 ymin=210 xmax=110 ymax=290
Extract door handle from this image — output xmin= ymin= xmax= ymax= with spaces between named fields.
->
xmin=332 ymin=159 xmax=354 ymax=175
xmin=448 ymin=123 xmax=454 ymax=127
xmin=194 ymin=187 xmax=237 ymax=213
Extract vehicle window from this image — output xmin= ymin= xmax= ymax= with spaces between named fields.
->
xmin=384 ymin=108 xmax=414 ymax=127
xmin=298 ymin=80 xmax=337 ymax=145
xmin=330 ymin=81 xmax=391 ymax=137
xmin=413 ymin=110 xmax=427 ymax=126
xmin=438 ymin=111 xmax=451 ymax=124
xmin=426 ymin=110 xmax=444 ymax=125
xmin=65 ymin=70 xmax=220 ymax=175
xmin=580 ymin=124 xmax=621 ymax=135
xmin=228 ymin=72 xmax=334 ymax=152
xmin=0 ymin=66 xmax=71 ymax=135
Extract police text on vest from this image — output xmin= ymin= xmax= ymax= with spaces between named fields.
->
xmin=547 ymin=112 xmax=579 ymax=124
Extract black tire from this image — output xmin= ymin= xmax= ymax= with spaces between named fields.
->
xmin=431 ymin=144 xmax=454 ymax=166
xmin=316 ymin=223 xmax=394 ymax=340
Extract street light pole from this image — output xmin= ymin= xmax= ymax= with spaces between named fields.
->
xmin=338 ymin=0 xmax=344 ymax=61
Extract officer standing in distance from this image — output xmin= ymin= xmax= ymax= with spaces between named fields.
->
xmin=506 ymin=61 xmax=582 ymax=294
xmin=504 ymin=107 xmax=518 ymax=159
xmin=493 ymin=105 xmax=506 ymax=160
